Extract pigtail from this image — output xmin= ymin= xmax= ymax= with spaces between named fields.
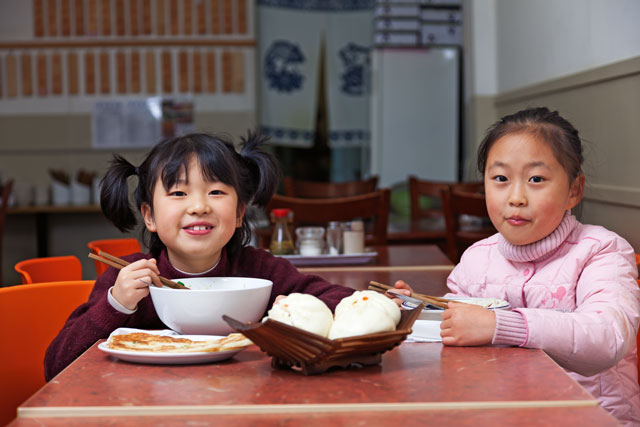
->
xmin=100 ymin=154 xmax=139 ymax=232
xmin=238 ymin=130 xmax=280 ymax=207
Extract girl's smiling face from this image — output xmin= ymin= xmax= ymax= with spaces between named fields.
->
xmin=484 ymin=132 xmax=584 ymax=246
xmin=141 ymin=156 xmax=244 ymax=272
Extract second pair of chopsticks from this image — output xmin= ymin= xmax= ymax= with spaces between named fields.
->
xmin=368 ymin=281 xmax=449 ymax=309
xmin=88 ymin=251 xmax=189 ymax=290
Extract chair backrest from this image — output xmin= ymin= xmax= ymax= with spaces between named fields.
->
xmin=87 ymin=238 xmax=142 ymax=276
xmin=14 ymin=255 xmax=82 ymax=284
xmin=441 ymin=188 xmax=496 ymax=263
xmin=0 ymin=280 xmax=94 ymax=426
xmin=408 ymin=176 xmax=483 ymax=222
xmin=266 ymin=189 xmax=391 ymax=246
xmin=0 ymin=180 xmax=13 ymax=283
xmin=283 ymin=176 xmax=379 ymax=198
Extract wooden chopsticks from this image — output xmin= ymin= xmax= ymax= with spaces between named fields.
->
xmin=368 ymin=280 xmax=449 ymax=309
xmin=88 ymin=250 xmax=189 ymax=290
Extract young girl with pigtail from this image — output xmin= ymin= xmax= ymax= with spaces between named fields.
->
xmin=45 ymin=132 xmax=354 ymax=380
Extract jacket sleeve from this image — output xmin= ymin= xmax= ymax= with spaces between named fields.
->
xmin=234 ymin=247 xmax=355 ymax=311
xmin=519 ymin=236 xmax=640 ymax=377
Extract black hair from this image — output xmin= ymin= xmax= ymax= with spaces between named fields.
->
xmin=100 ymin=131 xmax=279 ymax=257
xmin=477 ymin=107 xmax=584 ymax=183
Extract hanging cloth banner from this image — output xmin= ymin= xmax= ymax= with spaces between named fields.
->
xmin=325 ymin=8 xmax=373 ymax=148
xmin=257 ymin=0 xmax=374 ymax=148
xmin=257 ymin=2 xmax=323 ymax=148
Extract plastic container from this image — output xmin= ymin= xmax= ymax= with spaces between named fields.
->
xmin=342 ymin=220 xmax=365 ymax=254
xmin=296 ymin=226 xmax=325 ymax=256
xmin=270 ymin=208 xmax=295 ymax=255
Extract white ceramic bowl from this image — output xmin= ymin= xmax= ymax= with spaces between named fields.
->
xmin=149 ymin=277 xmax=273 ymax=335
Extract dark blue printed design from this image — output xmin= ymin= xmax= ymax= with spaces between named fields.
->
xmin=261 ymin=126 xmax=315 ymax=142
xmin=329 ymin=130 xmax=370 ymax=142
xmin=258 ymin=0 xmax=374 ymax=11
xmin=339 ymin=43 xmax=370 ymax=96
xmin=264 ymin=40 xmax=305 ymax=93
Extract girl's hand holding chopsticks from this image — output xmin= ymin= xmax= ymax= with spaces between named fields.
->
xmin=111 ymin=258 xmax=163 ymax=311
xmin=368 ymin=279 xmax=414 ymax=307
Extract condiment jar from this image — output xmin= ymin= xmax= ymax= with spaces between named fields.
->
xmin=296 ymin=226 xmax=325 ymax=256
xmin=342 ymin=219 xmax=365 ymax=254
xmin=270 ymin=208 xmax=294 ymax=255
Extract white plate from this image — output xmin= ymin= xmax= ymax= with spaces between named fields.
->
xmin=98 ymin=328 xmax=247 ymax=365
xmin=278 ymin=251 xmax=378 ymax=266
xmin=407 ymin=320 xmax=442 ymax=343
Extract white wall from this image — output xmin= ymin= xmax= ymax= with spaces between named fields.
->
xmin=463 ymin=0 xmax=497 ymax=97
xmin=495 ymin=0 xmax=640 ymax=92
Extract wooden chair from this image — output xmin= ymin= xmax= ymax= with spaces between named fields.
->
xmin=283 ymin=176 xmax=378 ymax=198
xmin=88 ymin=238 xmax=142 ymax=276
xmin=0 ymin=280 xmax=94 ymax=426
xmin=408 ymin=176 xmax=483 ymax=222
xmin=266 ymin=189 xmax=391 ymax=246
xmin=14 ymin=255 xmax=82 ymax=284
xmin=441 ymin=188 xmax=496 ymax=263
xmin=0 ymin=180 xmax=13 ymax=283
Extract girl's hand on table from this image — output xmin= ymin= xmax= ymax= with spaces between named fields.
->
xmin=385 ymin=280 xmax=414 ymax=306
xmin=111 ymin=258 xmax=162 ymax=311
xmin=440 ymin=302 xmax=496 ymax=346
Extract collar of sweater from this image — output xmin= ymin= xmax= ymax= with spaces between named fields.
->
xmin=158 ymin=248 xmax=227 ymax=277
xmin=497 ymin=212 xmax=578 ymax=263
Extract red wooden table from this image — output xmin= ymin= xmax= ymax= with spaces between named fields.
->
xmin=15 ymin=343 xmax=613 ymax=424
xmin=10 ymin=406 xmax=618 ymax=426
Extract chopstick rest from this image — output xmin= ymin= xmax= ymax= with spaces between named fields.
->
xmin=88 ymin=251 xmax=189 ymax=290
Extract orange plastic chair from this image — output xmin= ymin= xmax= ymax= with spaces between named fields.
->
xmin=14 ymin=255 xmax=82 ymax=284
xmin=0 ymin=280 xmax=94 ymax=426
xmin=88 ymin=238 xmax=142 ymax=276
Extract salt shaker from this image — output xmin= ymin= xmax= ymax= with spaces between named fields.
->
xmin=342 ymin=220 xmax=365 ymax=254
xmin=296 ymin=226 xmax=325 ymax=256
xmin=326 ymin=221 xmax=342 ymax=255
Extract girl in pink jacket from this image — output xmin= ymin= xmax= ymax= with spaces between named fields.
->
xmin=396 ymin=107 xmax=640 ymax=424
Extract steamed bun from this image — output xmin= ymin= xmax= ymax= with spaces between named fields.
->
xmin=265 ymin=293 xmax=334 ymax=337
xmin=328 ymin=290 xmax=401 ymax=339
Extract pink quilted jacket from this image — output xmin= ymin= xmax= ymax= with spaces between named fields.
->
xmin=447 ymin=214 xmax=640 ymax=425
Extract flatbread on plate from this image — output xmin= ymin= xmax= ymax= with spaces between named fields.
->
xmin=108 ymin=332 xmax=251 ymax=353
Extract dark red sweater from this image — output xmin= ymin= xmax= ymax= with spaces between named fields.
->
xmin=44 ymin=246 xmax=354 ymax=381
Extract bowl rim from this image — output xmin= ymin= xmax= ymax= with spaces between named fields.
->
xmin=149 ymin=277 xmax=273 ymax=292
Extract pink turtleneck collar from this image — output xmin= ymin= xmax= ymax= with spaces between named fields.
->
xmin=497 ymin=212 xmax=578 ymax=263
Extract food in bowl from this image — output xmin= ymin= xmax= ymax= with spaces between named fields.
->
xmin=401 ymin=296 xmax=511 ymax=321
xmin=149 ymin=277 xmax=272 ymax=335
xmin=265 ymin=293 xmax=334 ymax=337
xmin=328 ymin=290 xmax=401 ymax=339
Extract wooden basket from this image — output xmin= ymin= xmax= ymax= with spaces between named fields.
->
xmin=222 ymin=303 xmax=424 ymax=375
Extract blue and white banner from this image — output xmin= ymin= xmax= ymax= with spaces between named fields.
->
xmin=326 ymin=10 xmax=373 ymax=148
xmin=258 ymin=0 xmax=373 ymax=148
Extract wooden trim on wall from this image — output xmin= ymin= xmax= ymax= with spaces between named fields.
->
xmin=0 ymin=39 xmax=255 ymax=49
xmin=584 ymin=184 xmax=640 ymax=209
xmin=496 ymin=56 xmax=640 ymax=106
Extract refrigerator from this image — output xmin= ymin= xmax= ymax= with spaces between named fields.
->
xmin=369 ymin=47 xmax=460 ymax=187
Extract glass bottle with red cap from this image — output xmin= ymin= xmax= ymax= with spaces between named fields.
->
xmin=270 ymin=208 xmax=295 ymax=255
